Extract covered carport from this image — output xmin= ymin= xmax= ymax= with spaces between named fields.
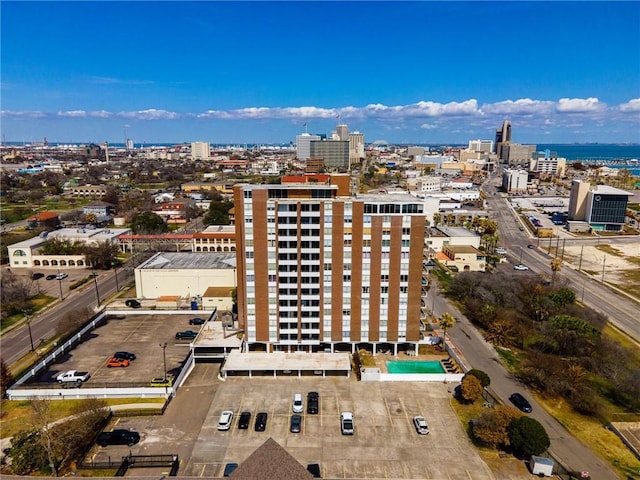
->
xmin=220 ymin=351 xmax=351 ymax=379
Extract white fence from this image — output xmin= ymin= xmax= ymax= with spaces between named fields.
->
xmin=6 ymin=310 xmax=196 ymax=401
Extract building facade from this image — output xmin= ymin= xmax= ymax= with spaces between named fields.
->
xmin=233 ymin=184 xmax=427 ymax=353
xmin=501 ymin=169 xmax=529 ymax=193
xmin=310 ymin=140 xmax=350 ymax=171
xmin=296 ymin=133 xmax=321 ymax=161
xmin=349 ymin=132 xmax=365 ymax=165
xmin=501 ymin=143 xmax=536 ymax=165
xmin=568 ymin=181 xmax=631 ymax=231
xmin=191 ymin=142 xmax=211 ymax=161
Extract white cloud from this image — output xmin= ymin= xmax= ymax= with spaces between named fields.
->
xmin=117 ymin=109 xmax=178 ymax=120
xmin=91 ymin=76 xmax=154 ymax=86
xmin=619 ymin=98 xmax=640 ymax=113
xmin=1 ymin=110 xmax=47 ymax=118
xmin=483 ymin=98 xmax=553 ymax=115
xmin=89 ymin=110 xmax=112 ymax=118
xmin=420 ymin=123 xmax=438 ymax=129
xmin=556 ymin=97 xmax=602 ymax=113
xmin=57 ymin=110 xmax=87 ymax=117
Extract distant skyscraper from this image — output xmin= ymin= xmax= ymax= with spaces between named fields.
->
xmin=191 ymin=142 xmax=210 ymax=161
xmin=349 ymin=132 xmax=365 ymax=166
xmin=296 ymin=133 xmax=321 ymax=161
xmin=336 ymin=124 xmax=349 ymax=141
xmin=495 ymin=120 xmax=511 ymax=159
xmin=468 ymin=139 xmax=493 ymax=153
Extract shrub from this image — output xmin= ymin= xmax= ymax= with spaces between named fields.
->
xmin=471 ymin=406 xmax=523 ymax=449
xmin=508 ymin=416 xmax=550 ymax=457
xmin=464 ymin=369 xmax=491 ymax=388
xmin=460 ymin=374 xmax=484 ymax=403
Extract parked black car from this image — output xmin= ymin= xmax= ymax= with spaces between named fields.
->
xmin=306 ymin=464 xmax=321 ymax=478
xmin=175 ymin=330 xmax=198 ymax=340
xmin=46 ymin=274 xmax=57 ymax=280
xmin=509 ymin=392 xmax=533 ymax=413
xmin=189 ymin=317 xmax=206 ymax=325
xmin=31 ymin=272 xmax=45 ymax=280
xmin=238 ymin=411 xmax=251 ymax=429
xmin=125 ymin=299 xmax=142 ymax=308
xmin=307 ymin=391 xmax=319 ymax=414
xmin=114 ymin=351 xmax=136 ymax=361
xmin=254 ymin=412 xmax=268 ymax=431
xmin=97 ymin=429 xmax=140 ymax=447
xmin=290 ymin=414 xmax=302 ymax=433
xmin=223 ymin=463 xmax=238 ymax=477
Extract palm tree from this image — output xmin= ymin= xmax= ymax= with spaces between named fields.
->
xmin=551 ymin=257 xmax=563 ymax=286
xmin=439 ymin=312 xmax=456 ymax=352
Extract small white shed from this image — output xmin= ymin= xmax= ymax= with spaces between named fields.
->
xmin=531 ymin=455 xmax=554 ymax=476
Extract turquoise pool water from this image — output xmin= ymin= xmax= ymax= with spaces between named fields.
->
xmin=386 ymin=360 xmax=446 ymax=374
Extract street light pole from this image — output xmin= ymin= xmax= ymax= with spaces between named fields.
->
xmin=160 ymin=342 xmax=168 ymax=394
xmin=92 ymin=271 xmax=101 ymax=307
xmin=24 ymin=310 xmax=34 ymax=352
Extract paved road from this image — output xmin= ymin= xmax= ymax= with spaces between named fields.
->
xmin=429 ymin=281 xmax=619 ymax=480
xmin=483 ymin=175 xmax=640 ymax=342
xmin=1 ymin=267 xmax=134 ymax=365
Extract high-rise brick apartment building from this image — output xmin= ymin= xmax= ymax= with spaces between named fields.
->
xmin=233 ymin=181 xmax=427 ymax=354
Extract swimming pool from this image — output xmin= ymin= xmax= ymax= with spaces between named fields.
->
xmin=386 ymin=360 xmax=446 ymax=374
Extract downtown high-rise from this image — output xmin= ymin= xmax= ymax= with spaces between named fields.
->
xmin=233 ymin=180 xmax=427 ymax=353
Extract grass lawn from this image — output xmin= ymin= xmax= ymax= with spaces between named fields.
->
xmin=0 ymin=294 xmax=57 ymax=332
xmin=0 ymin=398 xmax=167 ymax=439
xmin=538 ymin=396 xmax=640 ymax=479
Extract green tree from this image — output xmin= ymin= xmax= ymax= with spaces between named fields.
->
xmin=460 ymin=374 xmax=484 ymax=403
xmin=130 ymin=211 xmax=168 ymax=234
xmin=203 ymin=196 xmax=234 ymax=226
xmin=439 ymin=312 xmax=456 ymax=352
xmin=84 ymin=240 xmax=119 ymax=270
xmin=39 ymin=238 xmax=85 ymax=255
xmin=464 ymin=369 xmax=491 ymax=388
xmin=508 ymin=416 xmax=550 ymax=457
xmin=7 ymin=430 xmax=47 ymax=475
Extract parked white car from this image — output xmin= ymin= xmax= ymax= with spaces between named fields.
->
xmin=514 ymin=264 xmax=529 ymax=271
xmin=340 ymin=411 xmax=354 ymax=435
xmin=413 ymin=416 xmax=430 ymax=435
xmin=217 ymin=410 xmax=233 ymax=431
xmin=292 ymin=393 xmax=304 ymax=413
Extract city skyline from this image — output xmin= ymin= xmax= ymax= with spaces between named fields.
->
xmin=1 ymin=1 xmax=639 ymax=145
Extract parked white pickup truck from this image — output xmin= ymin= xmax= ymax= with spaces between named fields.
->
xmin=56 ymin=370 xmax=90 ymax=384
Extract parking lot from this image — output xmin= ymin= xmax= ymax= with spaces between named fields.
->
xmin=29 ymin=312 xmax=204 ymax=386
xmin=95 ymin=367 xmax=496 ymax=479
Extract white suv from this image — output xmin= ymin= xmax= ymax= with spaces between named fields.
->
xmin=292 ymin=393 xmax=303 ymax=413
xmin=217 ymin=410 xmax=233 ymax=431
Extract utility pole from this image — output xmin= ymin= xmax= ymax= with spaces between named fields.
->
xmin=578 ymin=245 xmax=584 ymax=271
xmin=24 ymin=310 xmax=34 ymax=352
xmin=601 ymin=256 xmax=606 ymax=283
xmin=91 ymin=271 xmax=101 ymax=306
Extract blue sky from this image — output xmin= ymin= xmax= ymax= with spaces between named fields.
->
xmin=2 ymin=1 xmax=639 ymax=145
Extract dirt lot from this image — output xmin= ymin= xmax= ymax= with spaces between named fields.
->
xmin=562 ymin=243 xmax=640 ymax=299
xmin=27 ymin=312 xmax=204 ymax=386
